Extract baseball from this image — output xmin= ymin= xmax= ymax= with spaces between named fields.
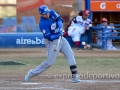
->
xmin=82 ymin=42 xmax=86 ymax=45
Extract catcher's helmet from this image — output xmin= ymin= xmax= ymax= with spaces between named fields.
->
xmin=38 ymin=5 xmax=50 ymax=14
xmin=83 ymin=10 xmax=90 ymax=16
xmin=101 ymin=18 xmax=108 ymax=23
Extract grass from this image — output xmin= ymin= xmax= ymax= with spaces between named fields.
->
xmin=0 ymin=57 xmax=120 ymax=75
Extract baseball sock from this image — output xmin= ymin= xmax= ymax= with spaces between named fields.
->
xmin=74 ymin=41 xmax=79 ymax=48
xmin=64 ymin=32 xmax=68 ymax=37
xmin=70 ymin=65 xmax=78 ymax=77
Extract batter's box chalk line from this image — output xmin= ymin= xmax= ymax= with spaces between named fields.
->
xmin=66 ymin=80 xmax=120 ymax=83
xmin=82 ymin=80 xmax=120 ymax=83
xmin=21 ymin=83 xmax=73 ymax=90
xmin=22 ymin=82 xmax=41 ymax=85
xmin=21 ymin=82 xmax=73 ymax=90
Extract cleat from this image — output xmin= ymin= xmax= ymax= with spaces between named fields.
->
xmin=72 ymin=78 xmax=81 ymax=83
xmin=72 ymin=74 xmax=81 ymax=83
xmin=24 ymin=74 xmax=30 ymax=82
xmin=24 ymin=70 xmax=32 ymax=82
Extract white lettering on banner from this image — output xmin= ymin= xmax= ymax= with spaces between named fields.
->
xmin=32 ymin=40 xmax=36 ymax=44
xmin=27 ymin=39 xmax=31 ymax=44
xmin=116 ymin=4 xmax=120 ymax=9
xmin=100 ymin=3 xmax=106 ymax=9
xmin=16 ymin=37 xmax=44 ymax=44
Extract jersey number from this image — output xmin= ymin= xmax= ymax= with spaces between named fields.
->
xmin=54 ymin=28 xmax=59 ymax=33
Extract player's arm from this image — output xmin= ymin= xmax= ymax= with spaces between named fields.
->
xmin=40 ymin=24 xmax=59 ymax=41
xmin=89 ymin=20 xmax=92 ymax=27
xmin=42 ymin=29 xmax=59 ymax=41
xmin=70 ymin=16 xmax=80 ymax=26
xmin=86 ymin=20 xmax=92 ymax=30
xmin=71 ymin=17 xmax=77 ymax=24
xmin=50 ymin=10 xmax=64 ymax=29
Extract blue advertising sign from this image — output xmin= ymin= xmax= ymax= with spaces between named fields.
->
xmin=0 ymin=33 xmax=88 ymax=48
xmin=0 ymin=33 xmax=45 ymax=48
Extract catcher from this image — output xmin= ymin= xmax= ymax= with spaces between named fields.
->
xmin=64 ymin=10 xmax=92 ymax=50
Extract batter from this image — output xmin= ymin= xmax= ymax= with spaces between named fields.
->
xmin=24 ymin=5 xmax=80 ymax=83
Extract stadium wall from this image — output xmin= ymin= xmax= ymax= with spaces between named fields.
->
xmin=0 ymin=33 xmax=88 ymax=48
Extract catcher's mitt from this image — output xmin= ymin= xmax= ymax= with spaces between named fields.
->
xmin=83 ymin=45 xmax=93 ymax=50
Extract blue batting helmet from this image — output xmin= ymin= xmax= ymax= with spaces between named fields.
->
xmin=38 ymin=5 xmax=50 ymax=14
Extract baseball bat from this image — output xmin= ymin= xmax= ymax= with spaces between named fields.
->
xmin=54 ymin=36 xmax=62 ymax=51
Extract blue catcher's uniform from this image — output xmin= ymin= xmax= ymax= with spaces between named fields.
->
xmin=24 ymin=5 xmax=80 ymax=83
xmin=39 ymin=10 xmax=63 ymax=41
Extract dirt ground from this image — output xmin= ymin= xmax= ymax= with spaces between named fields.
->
xmin=0 ymin=48 xmax=120 ymax=90
xmin=0 ymin=48 xmax=120 ymax=58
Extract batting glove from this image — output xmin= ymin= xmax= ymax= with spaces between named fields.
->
xmin=59 ymin=29 xmax=65 ymax=36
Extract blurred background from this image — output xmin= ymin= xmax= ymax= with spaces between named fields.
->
xmin=16 ymin=0 xmax=120 ymax=28
xmin=0 ymin=0 xmax=16 ymax=19
xmin=0 ymin=0 xmax=120 ymax=32
xmin=0 ymin=0 xmax=119 ymax=48
xmin=17 ymin=0 xmax=85 ymax=29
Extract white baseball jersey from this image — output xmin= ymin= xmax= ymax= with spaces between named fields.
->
xmin=71 ymin=16 xmax=92 ymax=34
xmin=67 ymin=16 xmax=92 ymax=42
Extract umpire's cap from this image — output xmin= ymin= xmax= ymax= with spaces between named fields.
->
xmin=38 ymin=5 xmax=50 ymax=14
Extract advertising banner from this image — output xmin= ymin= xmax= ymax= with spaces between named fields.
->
xmin=0 ymin=33 xmax=45 ymax=48
xmin=0 ymin=33 xmax=88 ymax=48
xmin=91 ymin=1 xmax=120 ymax=11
